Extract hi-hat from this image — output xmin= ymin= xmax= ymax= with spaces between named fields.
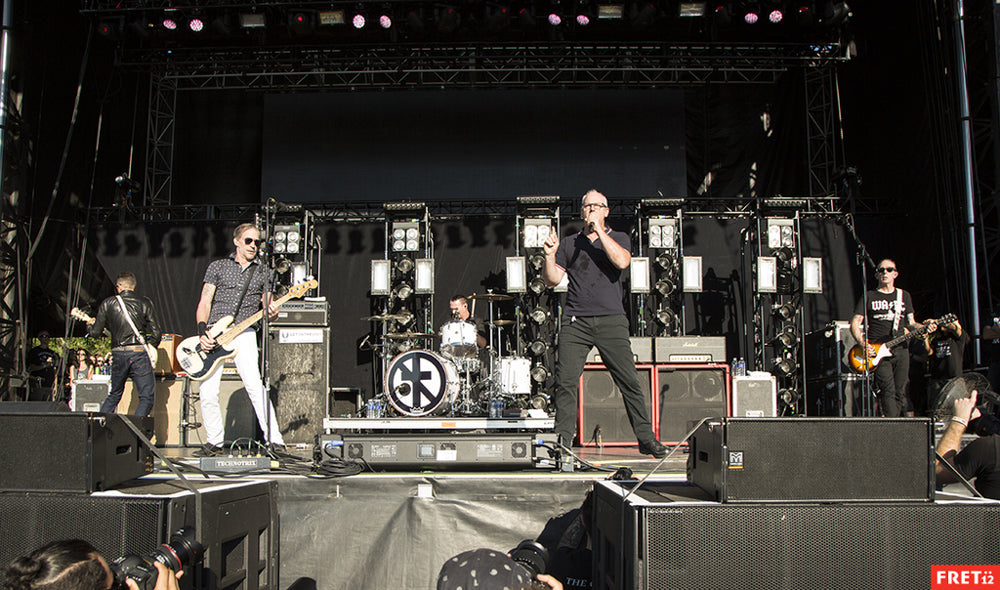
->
xmin=361 ymin=313 xmax=408 ymax=322
xmin=467 ymin=292 xmax=513 ymax=301
xmin=384 ymin=332 xmax=439 ymax=340
xmin=490 ymin=319 xmax=515 ymax=326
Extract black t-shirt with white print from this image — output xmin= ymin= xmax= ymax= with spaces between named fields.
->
xmin=853 ymin=288 xmax=914 ymax=346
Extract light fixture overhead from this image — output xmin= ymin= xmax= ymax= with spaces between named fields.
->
xmin=529 ymin=307 xmax=549 ymax=324
xmin=393 ymin=282 xmax=413 ymax=300
xmin=371 ymin=260 xmax=391 ymax=295
xmin=188 ymin=16 xmax=204 ymax=32
xmin=395 ymin=257 xmax=414 ymax=274
xmin=803 ymin=257 xmax=823 ymax=293
xmin=530 ymin=364 xmax=550 ymax=383
xmin=757 ymin=256 xmax=777 ymax=293
xmin=630 ymin=257 xmax=650 ymax=294
xmin=648 ymin=218 xmax=678 ymax=249
xmin=523 ymin=218 xmax=553 ymax=249
xmin=597 ymin=4 xmax=624 ymax=19
xmin=529 ymin=277 xmax=547 ymax=295
xmin=529 ymin=339 xmax=548 ymax=356
xmin=239 ymin=13 xmax=266 ymax=28
xmin=391 ymin=223 xmax=421 ymax=252
xmin=766 ymin=218 xmax=795 ymax=250
xmin=679 ymin=2 xmax=706 ymax=17
xmin=319 ymin=10 xmax=345 ymax=25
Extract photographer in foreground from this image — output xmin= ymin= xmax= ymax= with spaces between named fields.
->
xmin=935 ymin=390 xmax=1000 ymax=500
xmin=4 ymin=539 xmax=185 ymax=590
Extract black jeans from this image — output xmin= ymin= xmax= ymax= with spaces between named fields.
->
xmin=553 ymin=315 xmax=656 ymax=446
xmin=874 ymin=347 xmax=909 ymax=417
xmin=102 ymin=349 xmax=155 ymax=417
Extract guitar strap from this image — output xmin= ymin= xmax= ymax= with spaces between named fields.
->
xmin=116 ymin=295 xmax=147 ymax=348
xmin=232 ymin=262 xmax=258 ymax=321
xmin=891 ymin=289 xmax=903 ymax=336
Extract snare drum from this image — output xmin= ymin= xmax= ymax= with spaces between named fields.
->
xmin=499 ymin=357 xmax=532 ymax=395
xmin=384 ymin=349 xmax=460 ymax=417
xmin=439 ymin=320 xmax=478 ymax=359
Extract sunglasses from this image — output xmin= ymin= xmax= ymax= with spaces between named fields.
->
xmin=582 ymin=203 xmax=608 ymax=210
xmin=876 ymin=267 xmax=896 ymax=273
xmin=243 ymin=237 xmax=263 ymax=246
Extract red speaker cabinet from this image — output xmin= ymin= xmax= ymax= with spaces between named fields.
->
xmin=655 ymin=363 xmax=731 ymax=444
xmin=578 ymin=364 xmax=655 ymax=446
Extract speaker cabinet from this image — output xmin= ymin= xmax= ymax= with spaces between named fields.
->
xmin=687 ymin=417 xmax=934 ymax=503
xmin=731 ymin=375 xmax=777 ymax=417
xmin=806 ymin=375 xmax=864 ymax=417
xmin=116 ymin=377 xmax=187 ymax=446
xmin=268 ymin=327 xmax=330 ymax=444
xmin=185 ymin=376 xmax=260 ymax=447
xmin=655 ymin=364 xmax=730 ymax=444
xmin=0 ymin=412 xmax=153 ymax=492
xmin=0 ymin=479 xmax=279 ymax=590
xmin=578 ymin=364 xmax=654 ymax=446
xmin=72 ymin=380 xmax=111 ymax=412
xmin=155 ymin=334 xmax=183 ymax=375
xmin=592 ymin=479 xmax=1000 ymax=590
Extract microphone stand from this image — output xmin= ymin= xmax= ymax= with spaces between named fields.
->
xmin=260 ymin=202 xmax=275 ymax=449
xmin=842 ymin=214 xmax=876 ymax=416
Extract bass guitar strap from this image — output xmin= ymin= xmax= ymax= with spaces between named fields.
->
xmin=890 ymin=289 xmax=903 ymax=338
xmin=116 ymin=295 xmax=151 ymax=354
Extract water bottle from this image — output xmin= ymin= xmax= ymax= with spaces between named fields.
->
xmin=490 ymin=399 xmax=503 ymax=419
xmin=365 ymin=399 xmax=375 ymax=418
xmin=731 ymin=358 xmax=740 ymax=378
xmin=737 ymin=357 xmax=746 ymax=377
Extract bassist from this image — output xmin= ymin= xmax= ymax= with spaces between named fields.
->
xmin=85 ymin=272 xmax=161 ymax=416
xmin=850 ymin=259 xmax=936 ymax=417
xmin=194 ymin=223 xmax=285 ymax=454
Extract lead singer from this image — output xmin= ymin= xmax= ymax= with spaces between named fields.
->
xmin=542 ymin=190 xmax=666 ymax=458
xmin=194 ymin=223 xmax=285 ymax=455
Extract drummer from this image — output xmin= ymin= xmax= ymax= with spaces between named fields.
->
xmin=448 ymin=295 xmax=487 ymax=349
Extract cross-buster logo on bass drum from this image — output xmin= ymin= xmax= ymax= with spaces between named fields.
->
xmin=386 ymin=350 xmax=448 ymax=416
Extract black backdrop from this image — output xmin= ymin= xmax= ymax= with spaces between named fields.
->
xmin=90 ymin=215 xmax=856 ymax=396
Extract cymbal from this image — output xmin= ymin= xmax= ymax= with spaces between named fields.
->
xmin=490 ymin=319 xmax=515 ymax=327
xmin=361 ymin=314 xmax=408 ymax=322
xmin=383 ymin=332 xmax=439 ymax=340
xmin=467 ymin=292 xmax=513 ymax=301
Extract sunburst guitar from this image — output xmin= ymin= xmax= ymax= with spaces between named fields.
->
xmin=176 ymin=279 xmax=318 ymax=381
xmin=847 ymin=313 xmax=956 ymax=373
xmin=70 ymin=307 xmax=157 ymax=365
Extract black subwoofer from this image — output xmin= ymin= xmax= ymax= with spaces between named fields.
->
xmin=687 ymin=417 xmax=934 ymax=502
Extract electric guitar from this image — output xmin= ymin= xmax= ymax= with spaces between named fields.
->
xmin=848 ymin=313 xmax=956 ymax=373
xmin=176 ymin=279 xmax=318 ymax=381
xmin=70 ymin=307 xmax=158 ymax=365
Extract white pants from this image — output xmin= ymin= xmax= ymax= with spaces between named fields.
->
xmin=198 ymin=329 xmax=285 ymax=446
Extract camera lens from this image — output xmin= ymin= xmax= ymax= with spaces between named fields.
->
xmin=509 ymin=540 xmax=549 ymax=578
xmin=151 ymin=527 xmax=204 ymax=571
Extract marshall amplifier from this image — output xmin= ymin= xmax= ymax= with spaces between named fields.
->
xmin=272 ymin=300 xmax=329 ymax=326
xmin=586 ymin=337 xmax=653 ymax=363
xmin=654 ymin=336 xmax=725 ymax=363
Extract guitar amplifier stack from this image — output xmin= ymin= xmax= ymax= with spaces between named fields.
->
xmin=804 ymin=321 xmax=862 ymax=416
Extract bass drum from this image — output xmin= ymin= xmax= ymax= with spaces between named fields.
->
xmin=384 ymin=349 xmax=461 ymax=417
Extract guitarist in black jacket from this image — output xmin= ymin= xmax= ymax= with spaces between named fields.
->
xmin=85 ymin=272 xmax=162 ymax=416
xmin=850 ymin=259 xmax=936 ymax=417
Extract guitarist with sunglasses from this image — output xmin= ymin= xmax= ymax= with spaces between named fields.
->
xmin=84 ymin=272 xmax=161 ymax=416
xmin=193 ymin=223 xmax=285 ymax=455
xmin=850 ymin=259 xmax=937 ymax=417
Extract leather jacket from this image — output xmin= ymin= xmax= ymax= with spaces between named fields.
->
xmin=88 ymin=289 xmax=163 ymax=349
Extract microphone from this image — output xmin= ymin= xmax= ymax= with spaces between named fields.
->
xmin=588 ymin=221 xmax=597 ymax=233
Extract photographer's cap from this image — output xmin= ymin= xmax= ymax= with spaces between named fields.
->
xmin=437 ymin=548 xmax=530 ymax=590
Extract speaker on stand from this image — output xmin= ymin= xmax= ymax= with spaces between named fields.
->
xmin=267 ymin=326 xmax=330 ymax=445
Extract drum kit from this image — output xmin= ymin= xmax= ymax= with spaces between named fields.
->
xmin=364 ymin=291 xmax=537 ymax=418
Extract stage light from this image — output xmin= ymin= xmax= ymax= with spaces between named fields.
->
xmin=713 ymin=3 xmax=732 ymax=26
xmin=188 ymin=17 xmax=204 ymax=32
xmin=436 ymin=6 xmax=459 ymax=33
xmin=597 ymin=4 xmax=624 ymax=19
xmin=679 ymin=2 xmax=706 ymax=17
xmin=548 ymin=13 xmax=562 ymax=26
xmin=768 ymin=9 xmax=783 ymax=23
xmin=506 ymin=257 xmax=527 ymax=293
xmin=682 ymin=256 xmax=703 ymax=292
xmin=529 ymin=339 xmax=548 ymax=356
xmin=162 ymin=15 xmax=178 ymax=30
xmin=371 ymin=260 xmax=391 ymax=295
xmin=779 ymin=387 xmax=800 ymax=404
xmin=97 ymin=17 xmax=122 ymax=38
xmin=530 ymin=307 xmax=549 ymax=324
xmin=776 ymin=327 xmax=799 ymax=349
xmin=239 ymin=13 xmax=266 ymax=28
xmin=774 ymin=356 xmax=797 ymax=376
xmin=529 ymin=277 xmax=547 ymax=295
xmin=393 ymin=282 xmax=413 ymax=300
xmin=630 ymin=257 xmax=650 ymax=293
xmin=773 ymin=302 xmax=796 ymax=320
xmin=766 ymin=218 xmax=795 ymax=249
xmin=523 ymin=219 xmax=552 ymax=249
xmin=352 ymin=13 xmax=366 ymax=29
xmin=803 ymin=257 xmax=823 ymax=293
xmin=395 ymin=257 xmax=414 ymax=274
xmin=529 ymin=253 xmax=546 ymax=270
xmin=774 ymin=246 xmax=794 ymax=265
xmin=487 ymin=5 xmax=511 ymax=31
xmin=273 ymin=224 xmax=301 ymax=257
xmin=379 ymin=14 xmax=393 ymax=29
xmin=392 ymin=223 xmax=420 ymax=252
xmin=288 ymin=10 xmax=317 ymax=35
xmin=274 ymin=256 xmax=291 ymax=274
xmin=654 ymin=277 xmax=676 ymax=297
xmin=576 ymin=13 xmax=591 ymax=25
xmin=757 ymin=256 xmax=777 ymax=293
xmin=794 ymin=3 xmax=814 ymax=25
xmin=818 ymin=0 xmax=850 ymax=27
xmin=519 ymin=7 xmax=537 ymax=27
xmin=744 ymin=8 xmax=759 ymax=24
xmin=648 ymin=218 xmax=677 ymax=249
xmin=655 ymin=251 xmax=676 ymax=271
xmin=531 ymin=364 xmax=550 ymax=383
xmin=656 ymin=307 xmax=679 ymax=330
xmin=319 ymin=10 xmax=345 ymax=25
xmin=274 ymin=242 xmax=286 ymax=254
xmin=415 ymin=259 xmax=435 ymax=293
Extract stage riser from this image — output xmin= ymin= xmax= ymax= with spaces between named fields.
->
xmin=592 ymin=480 xmax=1000 ymax=590
xmin=0 ymin=479 xmax=279 ymax=590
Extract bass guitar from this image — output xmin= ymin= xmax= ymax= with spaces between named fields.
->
xmin=176 ymin=279 xmax=318 ymax=381
xmin=70 ymin=307 xmax=158 ymax=365
xmin=847 ymin=313 xmax=956 ymax=373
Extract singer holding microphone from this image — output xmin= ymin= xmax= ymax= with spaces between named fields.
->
xmin=542 ymin=190 xmax=667 ymax=458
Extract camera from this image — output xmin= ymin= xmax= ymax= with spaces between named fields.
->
xmin=111 ymin=527 xmax=204 ymax=590
xmin=509 ymin=539 xmax=550 ymax=587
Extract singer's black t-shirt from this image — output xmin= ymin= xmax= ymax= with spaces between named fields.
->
xmin=853 ymin=288 xmax=913 ymax=345
xmin=554 ymin=228 xmax=629 ymax=317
